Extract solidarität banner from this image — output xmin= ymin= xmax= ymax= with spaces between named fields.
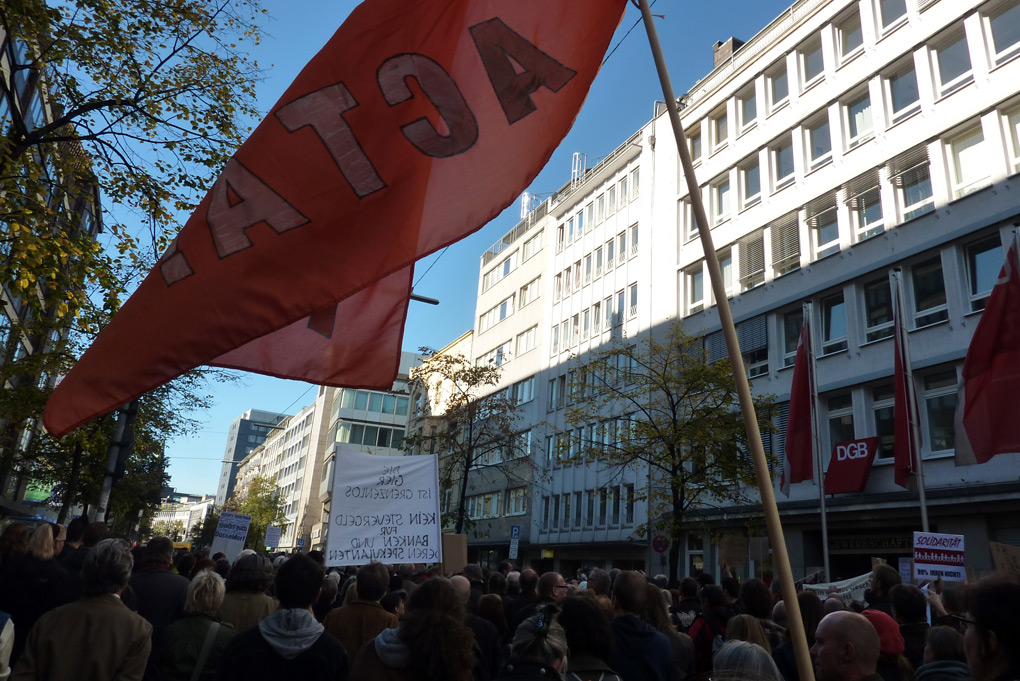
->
xmin=44 ymin=0 xmax=627 ymax=437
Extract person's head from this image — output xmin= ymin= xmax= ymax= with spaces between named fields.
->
xmin=0 ymin=523 xmax=30 ymax=563
xmin=82 ymin=522 xmax=107 ymax=548
xmin=811 ymin=611 xmax=881 ymax=681
xmin=587 ymin=568 xmax=611 ymax=596
xmin=306 ymin=550 xmax=324 ymax=566
xmin=869 ymin=564 xmax=901 ymax=598
xmin=226 ymin=552 xmax=273 ymax=593
xmin=612 ymin=570 xmax=648 ymax=616
xmin=538 ymin=571 xmax=567 ymax=601
xmin=506 ymin=570 xmax=521 ymax=592
xmin=653 ymin=574 xmax=668 ymax=590
xmin=488 ymin=571 xmax=506 ymax=596
xmin=26 ymin=524 xmax=57 ymax=560
xmin=275 ymin=553 xmax=325 ymax=610
xmin=964 ymin=575 xmax=1020 ymax=681
xmin=714 ymin=639 xmax=783 ymax=681
xmin=696 ymin=572 xmax=716 ymax=588
xmin=83 ymin=538 xmax=134 ymax=596
xmin=401 ymin=578 xmax=476 ymax=681
xmin=380 ymin=590 xmax=407 ymax=618
xmin=476 ymin=593 xmax=508 ymax=637
xmin=796 ymin=590 xmax=827 ymax=648
xmin=924 ymin=625 xmax=965 ymax=665
xmin=450 ymin=575 xmax=471 ymax=605
xmin=143 ymin=536 xmax=174 ymax=566
xmin=825 ymin=597 xmax=847 ymax=613
xmin=176 ymin=552 xmax=197 ymax=579
xmin=727 ymin=614 xmax=772 ymax=653
xmin=185 ymin=569 xmax=226 ymax=616
xmin=66 ymin=517 xmax=88 ymax=545
xmin=356 ymin=562 xmax=390 ymax=602
xmin=889 ymin=583 xmax=926 ymax=624
xmin=679 ymin=576 xmax=699 ymax=599
xmin=722 ymin=576 xmax=740 ymax=602
xmin=559 ymin=595 xmax=612 ymax=660
xmin=397 ymin=563 xmax=415 ymax=580
xmin=772 ymin=600 xmax=787 ymax=628
xmin=462 ymin=563 xmax=484 ymax=584
xmin=739 ymin=578 xmax=773 ymax=619
xmin=511 ymin=612 xmax=569 ymax=672
xmin=498 ymin=559 xmax=514 ymax=576
xmin=859 ymin=610 xmax=904 ymax=657
xmin=214 ymin=557 xmax=231 ymax=579
xmin=519 ymin=568 xmax=539 ymax=595
xmin=643 ymin=583 xmax=673 ymax=633
xmin=701 ymin=584 xmax=727 ymax=609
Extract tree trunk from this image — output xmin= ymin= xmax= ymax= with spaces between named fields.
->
xmin=668 ymin=483 xmax=684 ymax=583
xmin=57 ymin=440 xmax=85 ymax=524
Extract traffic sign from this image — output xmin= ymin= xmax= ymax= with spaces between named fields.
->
xmin=652 ymin=535 xmax=670 ymax=554
xmin=511 ymin=525 xmax=521 ymax=540
xmin=509 ymin=537 xmax=520 ymax=560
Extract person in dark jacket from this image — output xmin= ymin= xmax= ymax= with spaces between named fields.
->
xmin=216 ymin=553 xmax=348 ymax=681
xmin=671 ymin=577 xmax=702 ymax=634
xmin=773 ymin=590 xmax=825 ymax=681
xmin=890 ymin=584 xmax=929 ymax=671
xmin=916 ymin=626 xmax=971 ymax=681
xmin=963 ymin=575 xmax=1020 ymax=681
xmin=505 ymin=570 xmax=540 ymax=632
xmin=451 ymin=576 xmax=504 ymax=681
xmin=688 ymin=585 xmax=732 ymax=674
xmin=607 ymin=571 xmax=673 ymax=681
xmin=130 ymin=536 xmax=190 ymax=680
xmin=866 ymin=565 xmax=902 ymax=617
xmin=559 ymin=594 xmax=622 ymax=681
xmin=497 ymin=612 xmax=568 ymax=681
xmin=160 ymin=569 xmax=235 ymax=681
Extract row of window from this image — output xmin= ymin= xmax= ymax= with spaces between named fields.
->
xmin=334 ymin=422 xmax=406 ymax=450
xmin=693 ymin=230 xmax=1005 ymax=381
xmin=557 ymin=168 xmax=640 ymax=252
xmin=554 ymin=225 xmax=639 ymax=301
xmin=443 ymin=487 xmax=529 ymax=520
xmin=481 ymin=230 xmax=543 ymax=293
xmin=477 ymin=276 xmax=541 ymax=336
xmin=691 ymin=0 xmax=1019 ymax=166
xmin=546 ymin=359 xmax=638 ymax=413
xmin=335 ymin=388 xmax=410 ymax=416
xmin=541 ymin=485 xmax=636 ymax=531
xmin=551 ymin=284 xmax=638 ymax=355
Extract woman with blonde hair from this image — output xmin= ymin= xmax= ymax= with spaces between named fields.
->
xmin=726 ymin=613 xmax=773 ymax=654
xmin=160 ymin=569 xmax=236 ymax=681
xmin=0 ymin=524 xmax=74 ymax=667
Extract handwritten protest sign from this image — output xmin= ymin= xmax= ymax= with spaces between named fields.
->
xmin=325 ymin=448 xmax=441 ymax=567
xmin=265 ymin=525 xmax=282 ymax=550
xmin=210 ymin=512 xmax=251 ymax=562
xmin=990 ymin=541 xmax=1020 ymax=577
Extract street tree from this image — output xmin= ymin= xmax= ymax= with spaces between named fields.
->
xmin=152 ymin=519 xmax=186 ymax=542
xmin=226 ymin=475 xmax=287 ymax=550
xmin=0 ymin=0 xmax=265 ymax=476
xmin=405 ymin=347 xmax=532 ymax=535
xmin=564 ymin=322 xmax=776 ymax=581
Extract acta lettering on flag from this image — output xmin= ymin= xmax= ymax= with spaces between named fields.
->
xmin=955 ymin=235 xmax=1020 ymax=465
xmin=44 ymin=0 xmax=628 ymax=437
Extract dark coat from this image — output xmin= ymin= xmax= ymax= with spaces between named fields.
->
xmin=216 ymin=619 xmax=348 ymax=681
xmin=129 ymin=565 xmax=190 ymax=681
xmin=159 ymin=614 xmax=235 ymax=681
xmin=496 ymin=657 xmax=563 ymax=680
xmin=0 ymin=555 xmax=74 ymax=668
xmin=607 ymin=615 xmax=673 ymax=681
xmin=467 ymin=613 xmax=505 ymax=681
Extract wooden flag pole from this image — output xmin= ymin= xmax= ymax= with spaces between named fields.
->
xmin=634 ymin=3 xmax=815 ymax=681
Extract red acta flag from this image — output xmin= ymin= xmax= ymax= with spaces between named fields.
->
xmin=892 ymin=272 xmax=920 ymax=489
xmin=955 ymin=234 xmax=1020 ymax=465
xmin=781 ymin=315 xmax=814 ymax=496
xmin=44 ymin=0 xmax=627 ymax=437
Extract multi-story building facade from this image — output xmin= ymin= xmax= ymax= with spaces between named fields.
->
xmin=216 ymin=409 xmax=289 ymax=506
xmin=153 ymin=493 xmax=214 ymax=539
xmin=313 ymin=351 xmax=418 ymax=550
xmin=448 ymin=0 xmax=1020 ymax=580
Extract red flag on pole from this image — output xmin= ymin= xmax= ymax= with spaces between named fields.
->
xmin=891 ymin=272 xmax=920 ymax=489
xmin=955 ymin=233 xmax=1020 ymax=465
xmin=44 ymin=0 xmax=627 ymax=437
xmin=782 ymin=316 xmax=814 ymax=496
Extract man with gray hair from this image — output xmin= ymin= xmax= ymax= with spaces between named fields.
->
xmin=12 ymin=538 xmax=152 ymax=680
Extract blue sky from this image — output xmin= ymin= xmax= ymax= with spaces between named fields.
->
xmin=166 ymin=0 xmax=795 ymax=495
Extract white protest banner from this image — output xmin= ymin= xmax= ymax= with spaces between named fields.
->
xmin=210 ymin=512 xmax=251 ymax=563
xmin=265 ymin=525 xmax=282 ymax=550
xmin=914 ymin=531 xmax=965 ymax=582
xmin=803 ymin=572 xmax=872 ymax=606
xmin=325 ymin=448 xmax=441 ymax=567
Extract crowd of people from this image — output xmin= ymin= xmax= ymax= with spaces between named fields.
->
xmin=0 ymin=518 xmax=1018 ymax=681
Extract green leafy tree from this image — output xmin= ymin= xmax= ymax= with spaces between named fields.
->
xmin=190 ymin=508 xmax=221 ymax=548
xmin=564 ymin=322 xmax=776 ymax=581
xmin=405 ymin=347 xmax=532 ymax=535
xmin=0 ymin=0 xmax=264 ymax=480
xmin=226 ymin=475 xmax=287 ymax=550
xmin=152 ymin=519 xmax=186 ymax=541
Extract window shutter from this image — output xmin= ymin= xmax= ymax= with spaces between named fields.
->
xmin=739 ymin=229 xmax=766 ymax=286
xmin=844 ymin=169 xmax=881 ymax=208
xmin=736 ymin=314 xmax=767 ymax=352
xmin=806 ymin=195 xmax=836 ymax=227
xmin=703 ymin=330 xmax=727 ymax=364
xmin=770 ymin=212 xmax=800 ymax=273
xmin=890 ymin=145 xmax=931 ymax=187
xmin=771 ymin=402 xmax=790 ymax=473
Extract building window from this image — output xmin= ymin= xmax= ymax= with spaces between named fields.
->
xmin=506 ymin=488 xmax=528 ymax=516
xmin=838 ymin=10 xmax=865 ymax=62
xmin=773 ymin=136 xmax=795 ymax=190
xmin=947 ymin=125 xmax=989 ymax=198
xmin=863 ymin=279 xmax=894 ymax=342
xmin=810 ymin=204 xmax=840 ymax=259
xmin=872 ymin=383 xmax=895 ymax=459
xmin=682 ymin=199 xmax=700 ymax=242
xmin=890 ymin=147 xmax=934 ymax=220
xmin=782 ymin=308 xmax=804 ymax=367
xmin=846 ymin=172 xmax=884 ymax=241
xmin=712 ymin=109 xmax=728 ymax=152
xmin=986 ymin=0 xmax=1020 ymax=64
xmin=604 ymin=295 xmax=614 ymax=329
xmin=806 ymin=116 xmax=832 ymax=170
xmin=826 ymin=393 xmax=855 ymax=452
xmin=689 ymin=129 xmax=702 ymax=163
xmin=1004 ymin=105 xmax=1020 ymax=174
xmin=911 ymin=256 xmax=949 ymax=327
xmin=619 ymin=176 xmax=629 ymax=208
xmin=932 ymin=30 xmax=973 ymax=97
xmin=520 ymin=276 xmax=541 ymax=307
xmin=739 ymin=88 xmax=757 ymax=132
xmin=628 ymin=283 xmax=638 ymax=318
xmin=523 ymin=231 xmax=542 ymax=261
xmin=686 ymin=264 xmax=705 ymax=314
xmin=712 ymin=175 xmax=731 ymax=225
xmin=800 ymin=38 xmax=825 ymax=87
xmin=630 ymin=168 xmax=640 ymax=200
xmin=616 ymin=232 xmax=627 ymax=265
xmin=886 ymin=62 xmax=920 ymax=122
xmin=741 ymin=156 xmax=761 ymax=208
xmin=625 ymin=485 xmax=635 ymax=525
xmin=738 ymin=229 xmax=765 ymax=290
xmin=513 ymin=377 xmax=535 ymax=405
xmin=607 ymin=185 xmax=616 ymax=217
xmin=719 ymin=250 xmax=735 ymax=298
xmin=595 ymin=194 xmax=605 ymax=225
xmin=516 ymin=326 xmax=538 ymax=356
xmin=769 ymin=64 xmax=789 ymax=112
xmin=606 ymin=238 xmax=615 ymax=272
xmin=923 ymin=369 xmax=958 ymax=453
xmin=738 ymin=314 xmax=769 ymax=378
xmin=771 ymin=212 xmax=801 ymax=276
xmin=615 ymin=290 xmax=625 ymax=325
xmin=584 ymin=254 xmax=593 ymax=284
xmin=844 ymin=90 xmax=873 ymax=148
xmin=965 ymin=235 xmax=1002 ymax=312
xmin=821 ymin=293 xmax=848 ymax=355
xmin=877 ymin=0 xmax=907 ymax=31
xmin=629 ymin=224 xmax=638 ymax=256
